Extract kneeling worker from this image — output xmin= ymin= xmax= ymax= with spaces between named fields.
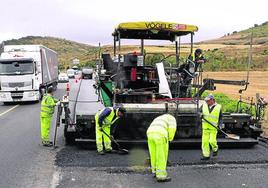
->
xmin=95 ymin=106 xmax=126 ymax=155
xmin=146 ymin=114 xmax=177 ymax=182
xmin=40 ymin=86 xmax=59 ymax=147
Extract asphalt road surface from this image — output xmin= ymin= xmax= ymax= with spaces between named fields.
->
xmin=0 ymin=79 xmax=268 ymax=188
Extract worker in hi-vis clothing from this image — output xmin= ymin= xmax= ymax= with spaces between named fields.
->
xmin=201 ymin=93 xmax=222 ymax=160
xmin=40 ymin=86 xmax=59 ymax=147
xmin=95 ymin=106 xmax=126 ymax=155
xmin=146 ymin=114 xmax=177 ymax=182
xmin=190 ymin=48 xmax=207 ymax=72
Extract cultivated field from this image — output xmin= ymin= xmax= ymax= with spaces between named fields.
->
xmin=204 ymin=71 xmax=268 ymax=100
xmin=204 ymin=71 xmax=268 ymax=136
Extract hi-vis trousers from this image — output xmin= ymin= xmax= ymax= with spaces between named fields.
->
xmin=202 ymin=129 xmax=218 ymax=157
xmin=40 ymin=116 xmax=52 ymax=144
xmin=147 ymin=133 xmax=168 ymax=179
xmin=95 ymin=115 xmax=112 ymax=152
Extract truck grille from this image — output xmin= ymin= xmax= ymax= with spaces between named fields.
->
xmin=11 ymin=91 xmax=24 ymax=99
xmin=9 ymin=82 xmax=25 ymax=88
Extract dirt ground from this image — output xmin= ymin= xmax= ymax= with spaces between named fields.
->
xmin=204 ymin=71 xmax=268 ymax=99
xmin=204 ymin=71 xmax=268 ymax=136
xmin=263 ymin=109 xmax=268 ymax=138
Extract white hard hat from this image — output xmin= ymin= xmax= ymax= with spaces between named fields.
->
xmin=205 ymin=94 xmax=214 ymax=101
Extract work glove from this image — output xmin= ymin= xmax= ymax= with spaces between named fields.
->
xmin=196 ymin=59 xmax=205 ymax=64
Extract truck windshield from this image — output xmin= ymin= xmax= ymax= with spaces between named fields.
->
xmin=0 ymin=60 xmax=34 ymax=75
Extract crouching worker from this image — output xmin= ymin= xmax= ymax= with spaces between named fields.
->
xmin=146 ymin=114 xmax=177 ymax=182
xmin=40 ymin=86 xmax=59 ymax=147
xmin=95 ymin=106 xmax=126 ymax=155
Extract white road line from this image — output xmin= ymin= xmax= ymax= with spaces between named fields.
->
xmin=51 ymin=168 xmax=61 ymax=188
xmin=0 ymin=105 xmax=19 ymax=117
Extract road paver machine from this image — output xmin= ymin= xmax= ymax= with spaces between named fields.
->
xmin=62 ymin=22 xmax=266 ymax=147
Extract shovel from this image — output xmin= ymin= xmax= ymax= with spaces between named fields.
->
xmin=101 ymin=129 xmax=129 ymax=155
xmin=202 ymin=118 xmax=240 ymax=140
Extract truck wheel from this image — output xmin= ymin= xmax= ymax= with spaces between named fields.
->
xmin=64 ymin=126 xmax=76 ymax=145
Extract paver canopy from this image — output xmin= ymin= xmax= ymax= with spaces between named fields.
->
xmin=113 ymin=21 xmax=198 ymax=41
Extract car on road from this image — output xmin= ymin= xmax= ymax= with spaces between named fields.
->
xmin=58 ymin=73 xmax=69 ymax=83
xmin=82 ymin=68 xmax=93 ymax=79
xmin=66 ymin=69 xmax=75 ymax=79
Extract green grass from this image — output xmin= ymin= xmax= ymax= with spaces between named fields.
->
xmin=202 ymin=50 xmax=250 ymax=71
xmin=144 ymin=50 xmax=267 ymax=72
xmin=239 ymin=22 xmax=268 ymax=38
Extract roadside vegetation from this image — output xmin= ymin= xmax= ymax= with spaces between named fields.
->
xmin=143 ymin=45 xmax=268 ymax=72
xmin=201 ymin=92 xmax=256 ymax=115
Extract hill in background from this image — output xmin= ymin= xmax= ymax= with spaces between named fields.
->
xmin=3 ymin=36 xmax=98 ymax=69
xmin=2 ymin=21 xmax=268 ymax=71
xmin=2 ymin=36 xmax=141 ymax=70
xmin=201 ymin=21 xmax=268 ymax=45
xmin=196 ymin=21 xmax=268 ymax=71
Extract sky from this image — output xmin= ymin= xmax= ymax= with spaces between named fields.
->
xmin=0 ymin=0 xmax=267 ymax=45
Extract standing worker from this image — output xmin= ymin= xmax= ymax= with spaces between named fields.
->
xmin=40 ymin=86 xmax=59 ymax=147
xmin=191 ymin=48 xmax=206 ymax=72
xmin=146 ymin=114 xmax=177 ymax=182
xmin=95 ymin=106 xmax=126 ymax=155
xmin=201 ymin=94 xmax=222 ymax=160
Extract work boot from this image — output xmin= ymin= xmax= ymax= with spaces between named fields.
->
xmin=98 ymin=151 xmax=105 ymax=155
xmin=213 ymin=150 xmax=218 ymax=157
xmin=201 ymin=156 xmax=210 ymax=161
xmin=42 ymin=141 xmax=53 ymax=147
xmin=105 ymin=149 xmax=116 ymax=154
xmin=156 ymin=177 xmax=171 ymax=182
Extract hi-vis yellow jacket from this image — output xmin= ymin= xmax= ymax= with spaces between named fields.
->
xmin=202 ymin=103 xmax=222 ymax=130
xmin=40 ymin=94 xmax=57 ymax=117
xmin=147 ymin=114 xmax=177 ymax=141
xmin=96 ymin=107 xmax=120 ymax=127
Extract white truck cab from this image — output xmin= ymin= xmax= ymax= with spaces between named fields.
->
xmin=0 ymin=45 xmax=58 ymax=103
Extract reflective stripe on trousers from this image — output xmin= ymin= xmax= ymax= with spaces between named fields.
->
xmin=202 ymin=129 xmax=218 ymax=157
xmin=95 ymin=115 xmax=112 ymax=152
xmin=40 ymin=116 xmax=52 ymax=142
xmin=147 ymin=133 xmax=168 ymax=179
